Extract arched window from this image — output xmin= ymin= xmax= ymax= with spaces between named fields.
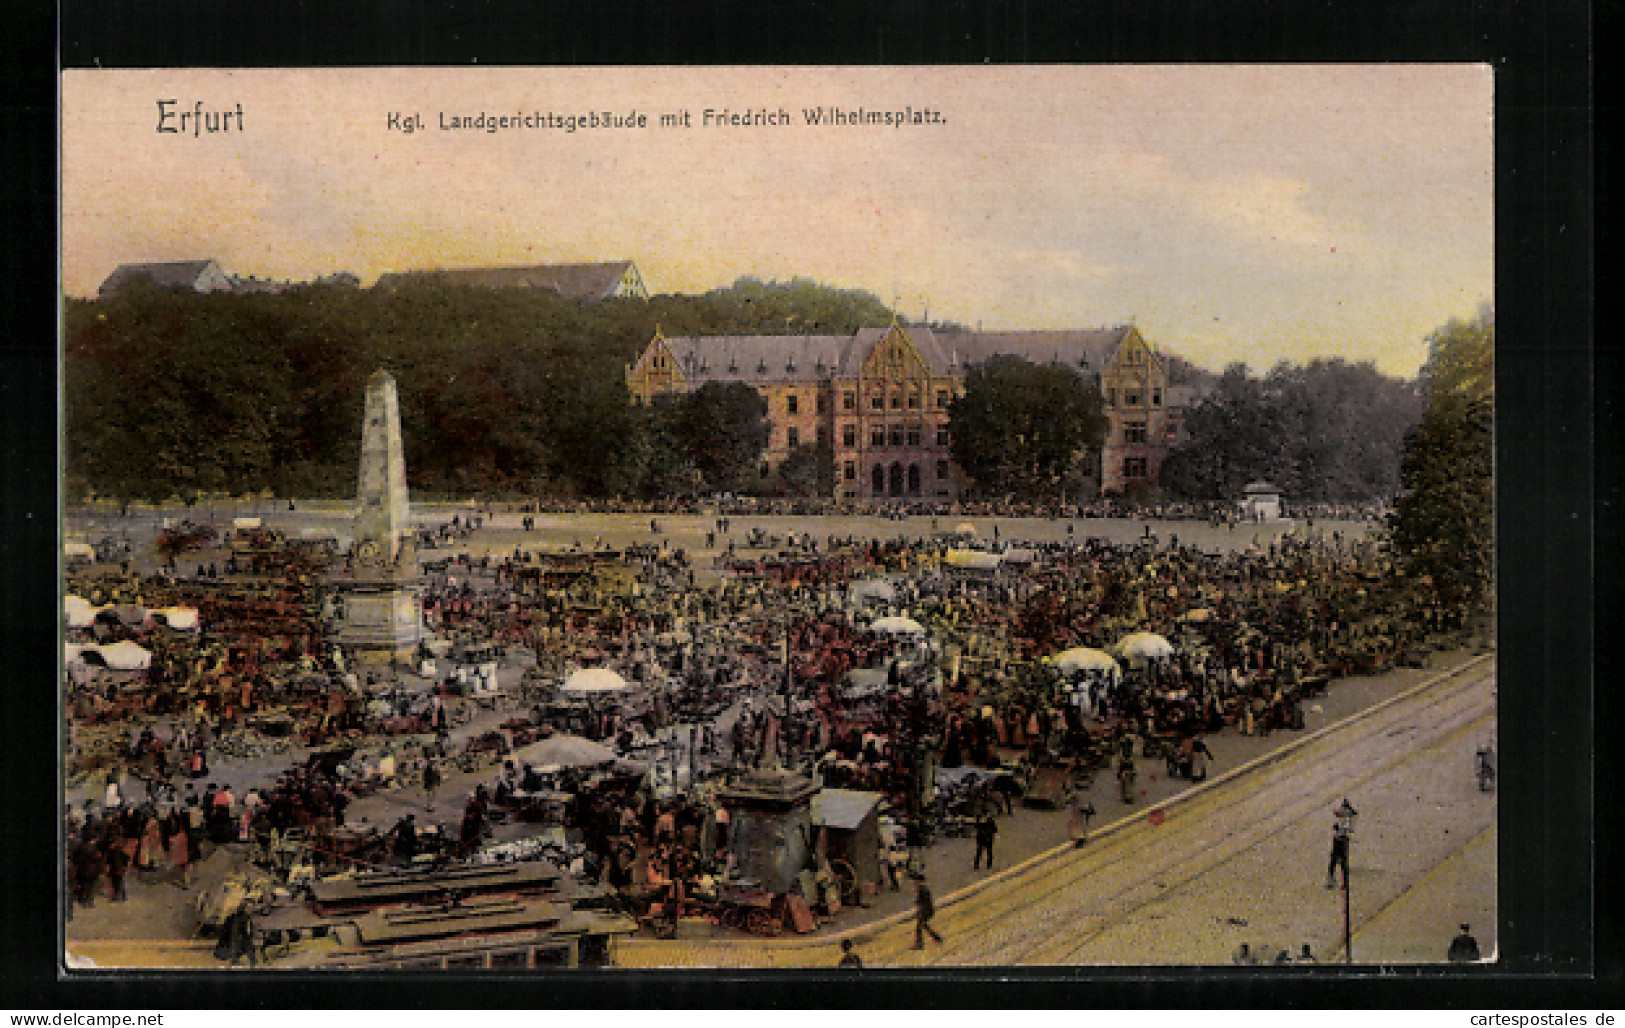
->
xmin=872 ymin=464 xmax=886 ymax=495
xmin=888 ymin=462 xmax=905 ymax=496
xmin=908 ymin=464 xmax=921 ymax=494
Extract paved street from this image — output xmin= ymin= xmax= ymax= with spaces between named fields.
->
xmin=619 ymin=657 xmax=1496 ymax=968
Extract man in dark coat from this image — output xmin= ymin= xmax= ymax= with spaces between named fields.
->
xmin=972 ymin=813 xmax=998 ymax=870
xmin=912 ymin=875 xmax=942 ymax=949
xmin=1447 ymin=924 xmax=1481 ymax=962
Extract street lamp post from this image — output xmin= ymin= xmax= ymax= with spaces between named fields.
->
xmin=1332 ymin=798 xmax=1358 ymax=964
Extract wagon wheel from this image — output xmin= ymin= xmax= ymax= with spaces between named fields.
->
xmin=829 ymin=859 xmax=859 ymax=906
xmin=745 ymin=907 xmax=779 ymax=936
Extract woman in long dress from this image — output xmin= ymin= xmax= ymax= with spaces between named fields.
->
xmin=166 ymin=811 xmax=192 ymax=889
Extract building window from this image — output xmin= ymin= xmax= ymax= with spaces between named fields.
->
xmin=936 ymin=459 xmax=950 ymax=479
xmin=1124 ymin=421 xmax=1148 ymax=444
xmin=906 ymin=426 xmax=922 ymax=447
xmin=907 ymin=389 xmax=920 ymax=409
xmin=761 ymin=462 xmax=772 ymax=479
xmin=872 ymin=465 xmax=886 ymax=493
xmin=816 ymin=426 xmax=828 ymax=445
xmin=936 ymin=390 xmax=950 ymax=409
xmin=936 ymin=427 xmax=950 ymax=446
xmin=843 ymin=391 xmax=856 ymax=410
xmin=1125 ymin=391 xmax=1143 ymax=406
xmin=786 ymin=427 xmax=800 ymax=448
xmin=817 ymin=394 xmax=828 ymax=414
xmin=889 ymin=391 xmax=901 ymax=410
xmin=888 ymin=462 xmax=905 ymax=495
xmin=1152 ymin=388 xmax=1162 ymax=406
xmin=843 ymin=424 xmax=857 ymax=447
xmin=786 ymin=394 xmax=799 ymax=415
xmin=844 ymin=461 xmax=856 ymax=481
xmin=908 ymin=464 xmax=922 ymax=494
xmin=1123 ymin=457 xmax=1149 ymax=479
xmin=888 ymin=426 xmax=904 ymax=447
xmin=871 ymin=394 xmax=885 ymax=411
xmin=871 ymin=426 xmax=886 ymax=447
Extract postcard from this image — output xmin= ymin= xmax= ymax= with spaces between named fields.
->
xmin=60 ymin=65 xmax=1495 ymax=972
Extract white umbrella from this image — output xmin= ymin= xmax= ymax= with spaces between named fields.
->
xmin=560 ymin=667 xmax=632 ymax=695
xmin=1048 ymin=647 xmax=1121 ymax=678
xmin=64 ymin=595 xmax=96 ymax=629
xmin=1113 ymin=632 xmax=1175 ymax=662
xmin=99 ymin=640 xmax=153 ymax=671
xmin=848 ymin=579 xmax=897 ymax=605
xmin=870 ymin=615 xmax=927 ymax=637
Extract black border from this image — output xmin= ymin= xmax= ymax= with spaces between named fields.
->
xmin=4 ymin=0 xmax=1598 ymax=1010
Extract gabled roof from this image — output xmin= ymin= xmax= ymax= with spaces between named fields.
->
xmin=810 ymin=788 xmax=883 ymax=831
xmin=97 ymin=260 xmax=224 ymax=296
xmin=653 ymin=331 xmax=869 ymax=385
xmin=643 ymin=323 xmax=1142 ymax=384
xmin=374 ymin=261 xmax=641 ymax=301
xmin=931 ymin=327 xmax=1134 ymax=375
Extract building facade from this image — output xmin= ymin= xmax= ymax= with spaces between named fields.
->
xmin=373 ymin=261 xmax=648 ymax=301
xmin=626 ymin=321 xmax=1186 ymax=501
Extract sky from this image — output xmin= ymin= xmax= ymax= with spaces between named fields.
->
xmin=61 ymin=65 xmax=1492 ymax=377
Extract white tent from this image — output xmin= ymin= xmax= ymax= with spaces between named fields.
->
xmin=1048 ymin=646 xmax=1122 ymax=679
xmin=64 ymin=541 xmax=96 ymax=564
xmin=953 ymin=522 xmax=978 ymax=536
xmin=870 ymin=615 xmax=927 ymax=638
xmin=99 ymin=640 xmax=153 ymax=671
xmin=149 ymin=606 xmax=200 ymax=632
xmin=64 ymin=595 xmax=96 ymax=630
xmin=848 ymin=579 xmax=897 ymax=606
xmin=1113 ymin=631 xmax=1175 ymax=662
xmin=512 ymin=733 xmax=620 ymax=768
xmin=560 ymin=667 xmax=632 ymax=695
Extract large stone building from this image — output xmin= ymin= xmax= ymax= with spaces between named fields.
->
xmin=373 ymin=261 xmax=648 ymax=301
xmin=97 ymin=259 xmax=236 ymax=298
xmin=626 ymin=320 xmax=1189 ymax=500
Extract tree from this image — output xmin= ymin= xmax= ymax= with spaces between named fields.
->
xmin=1391 ymin=311 xmax=1494 ymax=606
xmin=772 ymin=441 xmax=835 ymax=498
xmin=1159 ymin=359 xmax=1424 ymax=505
xmin=948 ymin=357 xmax=1108 ymax=502
xmin=680 ymin=382 xmax=770 ymax=495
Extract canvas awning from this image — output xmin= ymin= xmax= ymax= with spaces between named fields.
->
xmin=560 ymin=667 xmax=631 ymax=695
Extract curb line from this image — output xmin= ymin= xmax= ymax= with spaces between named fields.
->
xmin=625 ymin=652 xmax=1494 ymax=954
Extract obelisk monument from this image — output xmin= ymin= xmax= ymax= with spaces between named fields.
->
xmin=333 ymin=369 xmax=423 ymax=659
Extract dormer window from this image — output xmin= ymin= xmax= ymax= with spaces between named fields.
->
xmin=757 ymin=359 xmax=768 ymax=374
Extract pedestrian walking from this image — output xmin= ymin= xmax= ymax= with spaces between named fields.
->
xmin=837 ymin=938 xmax=863 ymax=969
xmin=1447 ymin=924 xmax=1481 ymax=963
xmin=1325 ymin=814 xmax=1352 ymax=889
xmin=423 ymin=761 xmax=442 ymax=811
xmin=972 ymin=813 xmax=997 ymax=870
xmin=912 ymin=875 xmax=942 ymax=949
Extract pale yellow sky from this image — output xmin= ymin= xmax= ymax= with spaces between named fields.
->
xmin=61 ymin=65 xmax=1492 ymax=376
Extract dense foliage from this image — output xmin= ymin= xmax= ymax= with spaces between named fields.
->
xmin=64 ymin=277 xmax=889 ymax=502
xmin=1390 ymin=312 xmax=1494 ymax=606
xmin=947 ymin=356 xmax=1110 ymax=502
xmin=1158 ymin=359 xmax=1424 ymax=505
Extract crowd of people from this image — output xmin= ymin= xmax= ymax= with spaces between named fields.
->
xmin=63 ymin=506 xmax=1481 ymax=945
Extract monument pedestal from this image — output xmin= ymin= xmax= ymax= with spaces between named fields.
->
xmin=716 ymin=767 xmax=820 ymax=895
xmin=334 ymin=575 xmax=422 ymax=661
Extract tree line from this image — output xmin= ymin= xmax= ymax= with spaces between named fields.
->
xmin=65 ymin=275 xmax=1473 ymax=569
xmin=64 ymin=276 xmax=889 ymax=502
